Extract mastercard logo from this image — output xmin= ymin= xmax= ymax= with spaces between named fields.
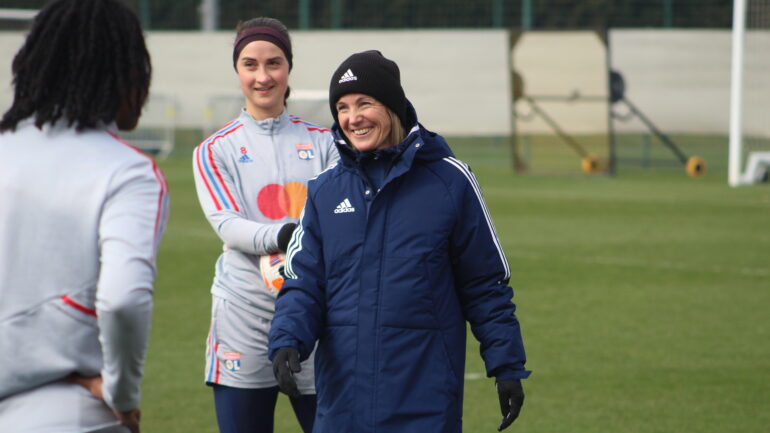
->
xmin=257 ymin=182 xmax=308 ymax=220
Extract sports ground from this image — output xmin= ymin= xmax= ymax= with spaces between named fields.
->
xmin=141 ymin=135 xmax=769 ymax=432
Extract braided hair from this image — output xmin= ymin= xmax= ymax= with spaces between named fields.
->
xmin=0 ymin=0 xmax=152 ymax=132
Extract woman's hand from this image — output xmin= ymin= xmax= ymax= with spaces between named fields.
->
xmin=67 ymin=374 xmax=141 ymax=433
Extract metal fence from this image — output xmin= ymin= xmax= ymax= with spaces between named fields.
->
xmin=0 ymin=0 xmax=736 ymax=31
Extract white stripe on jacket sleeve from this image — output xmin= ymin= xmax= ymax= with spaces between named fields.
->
xmin=443 ymin=157 xmax=511 ymax=280
xmin=284 ymin=207 xmax=306 ymax=279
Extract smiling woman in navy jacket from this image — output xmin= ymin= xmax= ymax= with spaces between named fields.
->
xmin=268 ymin=50 xmax=530 ymax=433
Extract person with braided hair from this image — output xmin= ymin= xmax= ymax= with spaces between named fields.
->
xmin=0 ymin=1 xmax=166 ymax=432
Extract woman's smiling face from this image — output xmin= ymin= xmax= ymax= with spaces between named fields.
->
xmin=236 ymin=40 xmax=289 ymax=120
xmin=335 ymin=93 xmax=393 ymax=152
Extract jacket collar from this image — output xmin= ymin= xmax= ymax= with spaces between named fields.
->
xmin=239 ymin=109 xmax=288 ymax=135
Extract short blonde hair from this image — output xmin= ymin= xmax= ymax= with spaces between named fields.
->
xmin=385 ymin=108 xmax=406 ymax=149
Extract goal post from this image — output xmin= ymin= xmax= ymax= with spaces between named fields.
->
xmin=729 ymin=0 xmax=770 ymax=186
xmin=729 ymin=0 xmax=748 ymax=186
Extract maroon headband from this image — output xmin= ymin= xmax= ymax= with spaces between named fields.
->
xmin=233 ymin=26 xmax=293 ymax=71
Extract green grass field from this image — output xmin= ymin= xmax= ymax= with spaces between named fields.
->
xmin=141 ymin=135 xmax=769 ymax=432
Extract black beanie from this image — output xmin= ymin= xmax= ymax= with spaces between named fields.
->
xmin=329 ymin=50 xmax=408 ymax=130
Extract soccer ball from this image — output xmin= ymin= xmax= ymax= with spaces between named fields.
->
xmin=260 ymin=253 xmax=286 ymax=296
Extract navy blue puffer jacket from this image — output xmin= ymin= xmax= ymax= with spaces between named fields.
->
xmin=269 ymin=103 xmax=529 ymax=433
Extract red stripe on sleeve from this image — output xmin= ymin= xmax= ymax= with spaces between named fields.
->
xmin=205 ymin=126 xmax=243 ymax=212
xmin=193 ymin=120 xmax=241 ymax=211
xmin=106 ymin=130 xmax=169 ymax=254
xmin=195 ymin=144 xmax=223 ymax=211
xmin=150 ymin=163 xmax=168 ymax=250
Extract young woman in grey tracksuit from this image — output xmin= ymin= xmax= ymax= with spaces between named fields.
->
xmin=192 ymin=17 xmax=338 ymax=433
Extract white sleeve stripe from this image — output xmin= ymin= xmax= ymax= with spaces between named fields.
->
xmin=284 ymin=207 xmax=306 ymax=279
xmin=310 ymin=161 xmax=337 ymax=181
xmin=443 ymin=157 xmax=511 ymax=280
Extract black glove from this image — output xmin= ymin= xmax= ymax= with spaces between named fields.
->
xmin=276 ymin=223 xmax=297 ymax=253
xmin=272 ymin=347 xmax=301 ymax=398
xmin=496 ymin=380 xmax=524 ymax=431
